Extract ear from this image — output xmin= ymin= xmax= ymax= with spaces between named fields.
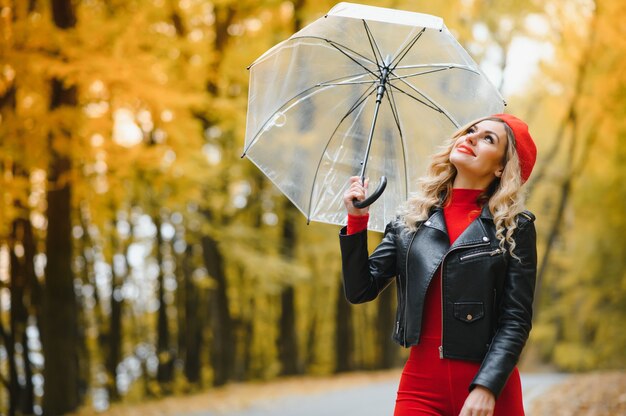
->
xmin=495 ymin=167 xmax=504 ymax=178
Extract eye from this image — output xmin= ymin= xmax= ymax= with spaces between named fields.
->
xmin=484 ymin=136 xmax=495 ymax=144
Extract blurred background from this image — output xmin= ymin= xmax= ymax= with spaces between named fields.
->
xmin=0 ymin=0 xmax=625 ymax=415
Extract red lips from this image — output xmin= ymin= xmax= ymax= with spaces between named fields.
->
xmin=456 ymin=144 xmax=476 ymax=157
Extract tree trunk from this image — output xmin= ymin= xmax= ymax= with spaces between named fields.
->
xmin=335 ymin=278 xmax=354 ymax=373
xmin=241 ymin=296 xmax=255 ymax=381
xmin=154 ymin=216 xmax=174 ymax=388
xmin=202 ymin=234 xmax=233 ymax=386
xmin=183 ymin=245 xmax=204 ymax=384
xmin=376 ymin=284 xmax=397 ymax=369
xmin=292 ymin=0 xmax=307 ymax=33
xmin=0 ymin=316 xmax=18 ymax=416
xmin=106 ymin=215 xmax=124 ymax=401
xmin=42 ymin=79 xmax=80 ymax=415
xmin=42 ymin=145 xmax=80 ymax=413
xmin=4 ymin=255 xmax=20 ymax=416
xmin=107 ymin=288 xmax=122 ymax=400
xmin=277 ymin=204 xmax=300 ymax=375
xmin=207 ymin=4 xmax=236 ymax=94
xmin=176 ymin=249 xmax=187 ymax=380
xmin=305 ymin=314 xmax=317 ymax=371
xmin=51 ymin=0 xmax=76 ymax=28
xmin=8 ymin=218 xmax=36 ymax=415
xmin=20 ymin=325 xmax=35 ymax=413
xmin=278 ymin=286 xmax=299 ymax=375
xmin=41 ymin=1 xmax=81 ymax=413
xmin=20 ymin=218 xmax=37 ymax=414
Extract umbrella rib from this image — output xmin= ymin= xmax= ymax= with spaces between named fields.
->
xmin=305 ymin=85 xmax=378 ymax=221
xmin=384 ymin=86 xmax=410 ymax=200
xmin=327 ymin=41 xmax=379 ymax=78
xmin=290 ymin=35 xmax=379 ymax=78
xmin=390 ymin=67 xmax=450 ymax=81
xmin=391 ymin=66 xmax=480 ymax=81
xmin=392 ymin=78 xmax=445 ymax=113
xmin=343 ymin=85 xmax=379 ymax=118
xmin=243 ymin=74 xmax=376 ymax=156
xmin=363 ymin=20 xmax=384 ymax=69
xmin=319 ymin=79 xmax=378 ymax=87
xmin=387 ymin=83 xmax=442 ymax=113
xmin=384 ymin=82 xmax=404 ymax=141
xmin=394 ymin=63 xmax=479 ymax=73
xmin=389 ymin=81 xmax=459 ymax=127
xmin=390 ymin=28 xmax=426 ymax=71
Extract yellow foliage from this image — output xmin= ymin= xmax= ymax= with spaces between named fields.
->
xmin=553 ymin=342 xmax=597 ymax=371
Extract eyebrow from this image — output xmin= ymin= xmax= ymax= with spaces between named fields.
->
xmin=470 ymin=124 xmax=502 ymax=142
xmin=484 ymin=129 xmax=500 ymax=142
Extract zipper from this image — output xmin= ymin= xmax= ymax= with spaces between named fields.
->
xmin=440 ymin=261 xmax=444 ymax=359
xmin=459 ymin=248 xmax=502 ymax=261
xmin=439 ymin=240 xmax=490 ymax=359
xmin=403 ymin=230 xmax=418 ymax=347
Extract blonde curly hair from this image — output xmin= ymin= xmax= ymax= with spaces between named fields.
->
xmin=399 ymin=116 xmax=528 ymax=259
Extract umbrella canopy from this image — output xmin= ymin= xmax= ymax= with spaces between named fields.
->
xmin=243 ymin=2 xmax=505 ymax=232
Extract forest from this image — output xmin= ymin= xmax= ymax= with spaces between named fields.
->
xmin=0 ymin=0 xmax=625 ymax=414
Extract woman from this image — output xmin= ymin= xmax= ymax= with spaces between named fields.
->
xmin=340 ymin=114 xmax=537 ymax=416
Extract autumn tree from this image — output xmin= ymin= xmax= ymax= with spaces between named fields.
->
xmin=526 ymin=0 xmax=626 ymax=370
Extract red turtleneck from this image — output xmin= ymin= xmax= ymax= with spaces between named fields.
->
xmin=442 ymin=188 xmax=484 ymax=242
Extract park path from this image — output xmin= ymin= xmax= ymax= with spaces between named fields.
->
xmin=176 ymin=372 xmax=569 ymax=416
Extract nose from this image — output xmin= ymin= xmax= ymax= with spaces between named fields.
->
xmin=464 ymin=132 xmax=478 ymax=145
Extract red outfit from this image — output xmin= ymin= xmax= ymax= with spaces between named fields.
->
xmin=347 ymin=189 xmax=524 ymax=416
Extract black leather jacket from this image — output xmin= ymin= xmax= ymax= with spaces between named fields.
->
xmin=339 ymin=204 xmax=537 ymax=398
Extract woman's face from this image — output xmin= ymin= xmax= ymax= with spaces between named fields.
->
xmin=449 ymin=120 xmax=508 ymax=188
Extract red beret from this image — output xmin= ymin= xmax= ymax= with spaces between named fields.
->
xmin=492 ymin=113 xmax=537 ymax=183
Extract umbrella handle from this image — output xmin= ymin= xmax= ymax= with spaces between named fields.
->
xmin=352 ymin=176 xmax=387 ymax=209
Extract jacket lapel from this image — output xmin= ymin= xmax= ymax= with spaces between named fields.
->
xmin=449 ymin=204 xmax=493 ymax=249
xmin=423 ymin=208 xmax=447 ymax=236
xmin=419 ymin=203 xmax=495 ymax=253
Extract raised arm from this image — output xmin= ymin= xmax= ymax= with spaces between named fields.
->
xmin=338 ymin=176 xmax=397 ymax=303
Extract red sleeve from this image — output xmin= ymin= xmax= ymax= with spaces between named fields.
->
xmin=347 ymin=213 xmax=369 ymax=235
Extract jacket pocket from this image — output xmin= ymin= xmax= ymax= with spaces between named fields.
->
xmin=453 ymin=302 xmax=485 ymax=323
xmin=459 ymin=248 xmax=503 ymax=262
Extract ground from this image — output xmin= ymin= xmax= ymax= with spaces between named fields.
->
xmin=71 ymin=370 xmax=626 ymax=416
xmin=528 ymin=371 xmax=626 ymax=416
xmin=72 ymin=370 xmax=400 ymax=416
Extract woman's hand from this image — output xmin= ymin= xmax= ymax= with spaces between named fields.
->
xmin=459 ymin=386 xmax=496 ymax=416
xmin=343 ymin=176 xmax=370 ymax=216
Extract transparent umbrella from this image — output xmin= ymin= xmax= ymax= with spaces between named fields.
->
xmin=243 ymin=2 xmax=505 ymax=232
